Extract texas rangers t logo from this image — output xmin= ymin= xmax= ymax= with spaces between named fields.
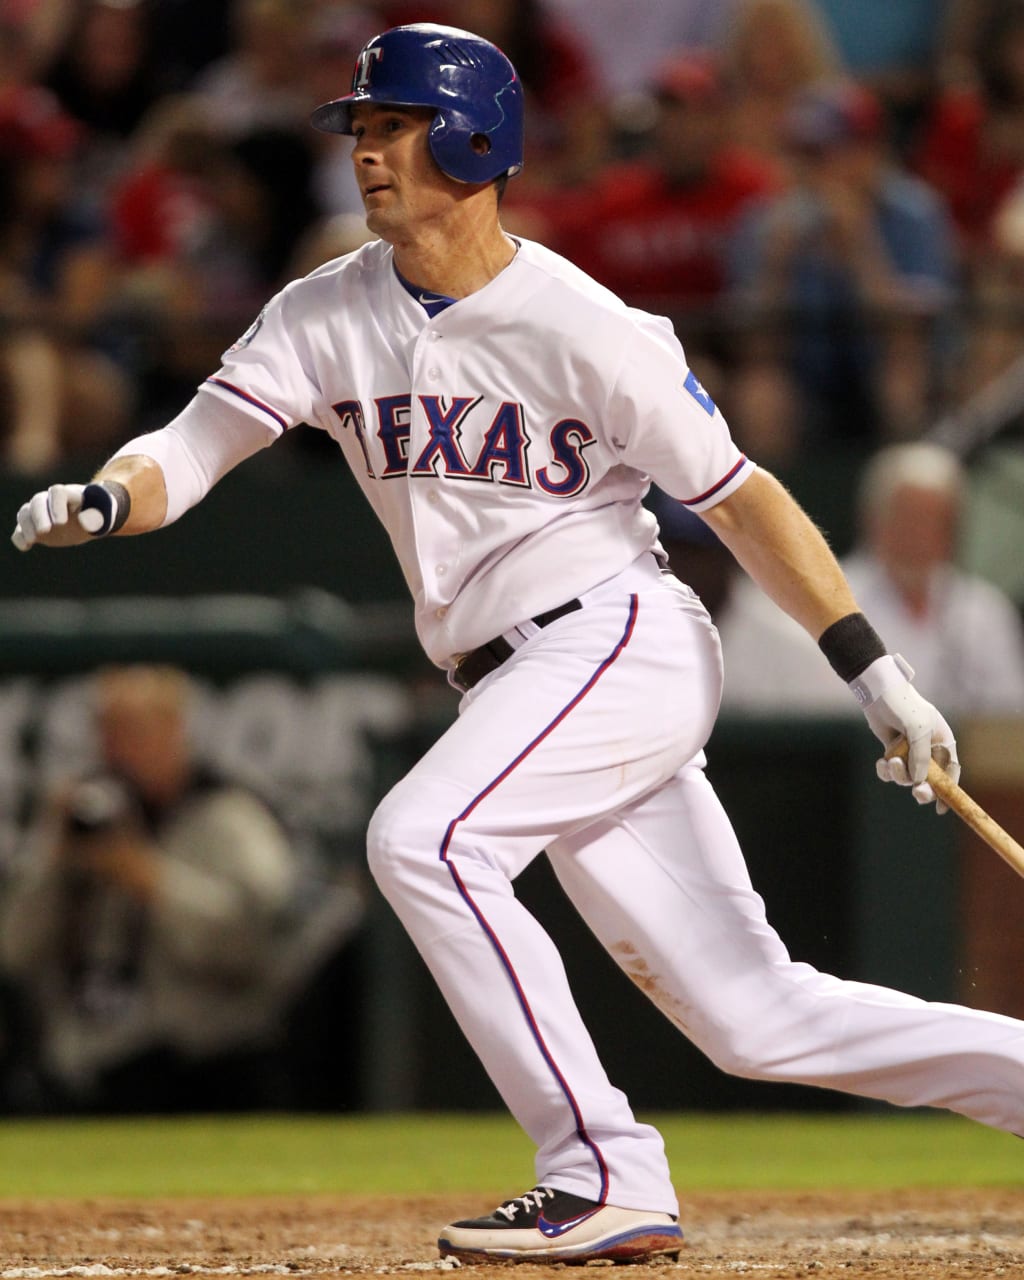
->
xmin=353 ymin=46 xmax=383 ymax=88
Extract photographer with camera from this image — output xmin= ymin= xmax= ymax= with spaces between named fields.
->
xmin=0 ymin=665 xmax=299 ymax=1113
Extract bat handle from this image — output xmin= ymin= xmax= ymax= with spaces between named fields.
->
xmin=885 ymin=738 xmax=1024 ymax=879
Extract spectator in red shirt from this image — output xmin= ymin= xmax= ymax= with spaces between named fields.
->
xmin=559 ymin=54 xmax=781 ymax=318
xmin=108 ymin=95 xmax=318 ymax=412
xmin=915 ymin=1 xmax=1024 ymax=272
xmin=108 ymin=97 xmax=220 ymax=268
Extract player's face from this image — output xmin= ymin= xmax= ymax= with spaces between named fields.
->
xmin=350 ymin=104 xmax=461 ymax=240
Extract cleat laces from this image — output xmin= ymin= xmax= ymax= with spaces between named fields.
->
xmin=495 ymin=1186 xmax=555 ymax=1222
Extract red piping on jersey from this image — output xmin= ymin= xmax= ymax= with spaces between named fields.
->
xmin=437 ymin=594 xmax=640 ymax=1206
xmin=205 ymin=377 xmax=290 ymax=433
xmin=680 ymin=455 xmax=748 ymax=507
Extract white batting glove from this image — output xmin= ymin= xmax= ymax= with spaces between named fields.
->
xmin=849 ymin=654 xmax=960 ymax=813
xmin=12 ymin=482 xmax=121 ymax=551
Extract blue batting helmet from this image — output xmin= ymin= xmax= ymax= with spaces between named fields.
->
xmin=310 ymin=23 xmax=524 ymax=185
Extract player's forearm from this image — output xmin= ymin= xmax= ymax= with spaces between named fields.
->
xmin=107 ymin=391 xmax=277 ymax=526
xmin=707 ymin=469 xmax=959 ymax=787
xmin=92 ymin=455 xmax=168 ymax=535
xmin=701 ymin=468 xmax=860 ymax=641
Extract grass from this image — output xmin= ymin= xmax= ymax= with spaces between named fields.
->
xmin=0 ymin=1111 xmax=1019 ymax=1200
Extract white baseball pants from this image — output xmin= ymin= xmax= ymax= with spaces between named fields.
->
xmin=367 ymin=554 xmax=1024 ymax=1214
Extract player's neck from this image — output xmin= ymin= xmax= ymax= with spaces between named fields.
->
xmin=390 ymin=209 xmax=516 ymax=300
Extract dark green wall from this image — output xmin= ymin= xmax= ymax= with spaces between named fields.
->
xmin=1 ymin=438 xmax=865 ymax=605
xmin=1 ymin=442 xmax=408 ymax=604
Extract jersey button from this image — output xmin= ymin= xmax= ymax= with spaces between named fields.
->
xmin=436 ymin=606 xmax=448 ymax=619
xmin=427 ymin=367 xmax=441 ymax=380
xmin=435 ymin=564 xmax=447 ymax=576
xmin=427 ymin=490 xmax=440 ymax=504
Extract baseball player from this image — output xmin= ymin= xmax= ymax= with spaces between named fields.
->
xmin=12 ymin=23 xmax=1024 ymax=1266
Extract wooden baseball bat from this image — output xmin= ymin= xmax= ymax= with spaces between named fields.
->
xmin=886 ymin=739 xmax=1024 ymax=879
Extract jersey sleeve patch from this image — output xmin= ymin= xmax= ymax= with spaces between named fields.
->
xmin=223 ymin=304 xmax=268 ymax=357
xmin=683 ymin=368 xmax=716 ymax=416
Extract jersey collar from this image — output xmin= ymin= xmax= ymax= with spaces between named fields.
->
xmin=392 ymin=264 xmax=458 ymax=317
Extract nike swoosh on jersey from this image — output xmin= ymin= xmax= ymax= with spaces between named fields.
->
xmin=536 ymin=1209 xmax=601 ymax=1238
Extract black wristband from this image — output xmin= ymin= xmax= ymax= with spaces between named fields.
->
xmin=818 ymin=612 xmax=887 ymax=682
xmin=81 ymin=481 xmax=131 ymax=536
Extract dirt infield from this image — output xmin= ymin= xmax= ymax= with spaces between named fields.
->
xmin=1 ymin=1189 xmax=1023 ymax=1279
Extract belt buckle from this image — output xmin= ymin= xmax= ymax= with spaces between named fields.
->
xmin=451 ymin=653 xmax=471 ymax=692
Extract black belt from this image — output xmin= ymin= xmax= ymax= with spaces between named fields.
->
xmin=452 ymin=599 xmax=583 ymax=692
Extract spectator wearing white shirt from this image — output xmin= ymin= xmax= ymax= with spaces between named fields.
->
xmin=718 ymin=442 xmax=1024 ymax=717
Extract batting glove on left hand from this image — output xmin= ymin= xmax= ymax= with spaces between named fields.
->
xmin=850 ymin=654 xmax=960 ymax=813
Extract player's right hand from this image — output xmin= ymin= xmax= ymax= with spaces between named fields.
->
xmin=851 ymin=653 xmax=960 ymax=813
xmin=11 ymin=484 xmax=102 ymax=551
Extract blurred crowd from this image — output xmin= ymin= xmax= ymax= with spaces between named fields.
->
xmin=4 ymin=0 xmax=1024 ymax=475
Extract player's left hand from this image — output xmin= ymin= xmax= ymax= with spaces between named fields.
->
xmin=850 ymin=654 xmax=960 ymax=813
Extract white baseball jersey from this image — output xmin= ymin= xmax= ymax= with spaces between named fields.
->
xmin=198 ymin=236 xmax=753 ymax=664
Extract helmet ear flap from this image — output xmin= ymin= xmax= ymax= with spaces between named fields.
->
xmin=427 ymin=110 xmax=507 ymax=185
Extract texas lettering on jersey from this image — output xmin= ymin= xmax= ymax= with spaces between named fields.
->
xmin=332 ymin=394 xmax=597 ymax=497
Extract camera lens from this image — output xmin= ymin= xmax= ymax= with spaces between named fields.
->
xmin=66 ymin=778 xmax=131 ymax=835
